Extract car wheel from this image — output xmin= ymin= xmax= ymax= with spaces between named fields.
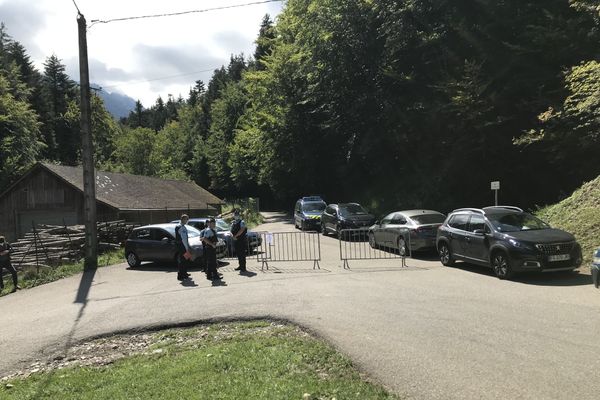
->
xmin=368 ymin=232 xmax=377 ymax=249
xmin=438 ymin=243 xmax=454 ymax=266
xmin=126 ymin=252 xmax=140 ymax=268
xmin=397 ymin=237 xmax=408 ymax=256
xmin=492 ymin=251 xmax=513 ymax=280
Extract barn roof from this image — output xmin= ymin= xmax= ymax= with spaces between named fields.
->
xmin=37 ymin=163 xmax=224 ymax=211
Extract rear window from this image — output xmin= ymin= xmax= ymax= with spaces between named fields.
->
xmin=448 ymin=214 xmax=469 ymax=231
xmin=410 ymin=214 xmax=446 ymax=225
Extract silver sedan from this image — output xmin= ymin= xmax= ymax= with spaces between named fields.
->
xmin=368 ymin=210 xmax=446 ymax=254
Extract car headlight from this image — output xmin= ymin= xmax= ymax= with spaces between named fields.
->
xmin=508 ymin=239 xmax=521 ymax=248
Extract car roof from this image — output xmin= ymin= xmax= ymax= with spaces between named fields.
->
xmin=338 ymin=202 xmax=361 ymax=207
xmin=135 ymin=223 xmax=178 ymax=230
xmin=396 ymin=209 xmax=445 ymax=217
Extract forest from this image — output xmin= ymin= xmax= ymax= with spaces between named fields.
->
xmin=1 ymin=0 xmax=599 ymax=214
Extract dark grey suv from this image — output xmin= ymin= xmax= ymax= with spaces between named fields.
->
xmin=436 ymin=206 xmax=582 ymax=279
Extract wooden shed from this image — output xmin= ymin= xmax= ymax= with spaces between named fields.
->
xmin=0 ymin=163 xmax=224 ymax=241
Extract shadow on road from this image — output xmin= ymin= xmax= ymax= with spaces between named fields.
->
xmin=127 ymin=260 xmax=231 ymax=273
xmin=452 ymin=262 xmax=592 ymax=286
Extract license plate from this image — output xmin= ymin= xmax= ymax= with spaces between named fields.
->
xmin=548 ymin=254 xmax=571 ymax=262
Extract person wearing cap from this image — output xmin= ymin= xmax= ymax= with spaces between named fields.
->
xmin=175 ymin=214 xmax=192 ymax=281
xmin=201 ymin=218 xmax=221 ymax=281
xmin=0 ymin=235 xmax=20 ymax=293
xmin=231 ymin=209 xmax=248 ymax=273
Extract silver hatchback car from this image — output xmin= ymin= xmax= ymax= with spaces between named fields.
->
xmin=368 ymin=209 xmax=446 ymax=254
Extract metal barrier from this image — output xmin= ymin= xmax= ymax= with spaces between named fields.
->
xmin=219 ymin=234 xmax=263 ymax=261
xmin=339 ymin=228 xmax=411 ymax=269
xmin=255 ymin=231 xmax=321 ymax=271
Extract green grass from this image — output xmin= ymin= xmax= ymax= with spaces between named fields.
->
xmin=536 ymin=175 xmax=600 ymax=267
xmin=222 ymin=199 xmax=264 ymax=229
xmin=0 ymin=249 xmax=124 ymax=297
xmin=0 ymin=322 xmax=397 ymax=400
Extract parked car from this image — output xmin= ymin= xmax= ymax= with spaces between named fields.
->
xmin=321 ymin=203 xmax=376 ymax=238
xmin=171 ymin=218 xmax=262 ymax=256
xmin=368 ymin=210 xmax=446 ymax=254
xmin=436 ymin=206 xmax=583 ymax=279
xmin=294 ymin=196 xmax=327 ymax=231
xmin=593 ymin=248 xmax=600 ymax=288
xmin=125 ymin=223 xmax=227 ymax=268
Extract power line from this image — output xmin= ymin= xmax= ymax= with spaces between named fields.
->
xmin=71 ymin=0 xmax=81 ymax=14
xmin=90 ymin=0 xmax=283 ymax=26
xmin=97 ymin=67 xmax=221 ymax=90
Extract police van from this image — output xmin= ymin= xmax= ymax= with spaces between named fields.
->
xmin=294 ymin=196 xmax=327 ymax=231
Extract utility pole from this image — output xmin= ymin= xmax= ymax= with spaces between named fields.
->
xmin=77 ymin=13 xmax=98 ymax=269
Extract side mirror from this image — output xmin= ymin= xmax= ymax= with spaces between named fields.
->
xmin=161 ymin=237 xmax=172 ymax=243
xmin=473 ymin=229 xmax=485 ymax=235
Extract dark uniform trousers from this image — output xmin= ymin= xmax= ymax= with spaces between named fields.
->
xmin=0 ymin=242 xmax=17 ymax=289
xmin=204 ymin=228 xmax=219 ymax=279
xmin=235 ymin=237 xmax=247 ymax=271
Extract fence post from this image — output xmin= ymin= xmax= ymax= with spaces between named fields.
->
xmin=31 ymin=222 xmax=40 ymax=276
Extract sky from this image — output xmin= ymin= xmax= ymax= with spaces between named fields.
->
xmin=0 ymin=0 xmax=283 ymax=106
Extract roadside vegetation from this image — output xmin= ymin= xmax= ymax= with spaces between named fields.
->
xmin=221 ymin=198 xmax=264 ymax=229
xmin=0 ymin=321 xmax=397 ymax=400
xmin=0 ymin=249 xmax=123 ymax=297
xmin=536 ymin=175 xmax=600 ymax=267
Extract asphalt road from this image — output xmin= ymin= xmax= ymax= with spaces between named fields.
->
xmin=1 ymin=212 xmax=599 ymax=399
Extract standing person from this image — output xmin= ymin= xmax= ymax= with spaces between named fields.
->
xmin=231 ymin=209 xmax=248 ymax=273
xmin=201 ymin=218 xmax=221 ymax=281
xmin=175 ymin=215 xmax=192 ymax=281
xmin=0 ymin=235 xmax=20 ymax=293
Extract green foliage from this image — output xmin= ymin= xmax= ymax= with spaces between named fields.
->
xmin=0 ymin=323 xmax=397 ymax=399
xmin=536 ymin=175 xmax=600 ymax=266
xmin=113 ymin=127 xmax=157 ymax=176
xmin=0 ymin=73 xmax=42 ymax=189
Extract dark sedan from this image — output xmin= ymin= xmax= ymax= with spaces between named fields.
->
xmin=171 ymin=218 xmax=262 ymax=256
xmin=321 ymin=203 xmax=376 ymax=238
xmin=125 ymin=223 xmax=227 ymax=268
xmin=369 ymin=210 xmax=446 ymax=254
xmin=593 ymin=248 xmax=600 ymax=288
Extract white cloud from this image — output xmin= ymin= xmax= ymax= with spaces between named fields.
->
xmin=0 ymin=0 xmax=283 ymax=106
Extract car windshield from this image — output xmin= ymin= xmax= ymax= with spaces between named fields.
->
xmin=410 ymin=214 xmax=446 ymax=225
xmin=302 ymin=202 xmax=326 ymax=213
xmin=164 ymin=225 xmax=202 ymax=238
xmin=216 ymin=219 xmax=231 ymax=232
xmin=339 ymin=204 xmax=368 ymax=217
xmin=487 ymin=213 xmax=549 ymax=232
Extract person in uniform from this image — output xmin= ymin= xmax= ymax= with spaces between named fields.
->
xmin=201 ymin=218 xmax=221 ymax=281
xmin=231 ymin=209 xmax=248 ymax=273
xmin=175 ymin=215 xmax=192 ymax=281
xmin=0 ymin=235 xmax=20 ymax=293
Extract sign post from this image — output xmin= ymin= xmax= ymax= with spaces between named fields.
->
xmin=491 ymin=181 xmax=500 ymax=206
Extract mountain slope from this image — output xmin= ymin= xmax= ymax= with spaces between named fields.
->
xmin=96 ymin=88 xmax=136 ymax=119
xmin=536 ymin=176 xmax=600 ymax=267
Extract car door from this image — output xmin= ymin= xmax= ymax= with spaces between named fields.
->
xmin=447 ymin=214 xmax=470 ymax=258
xmin=294 ymin=201 xmax=302 ymax=226
xmin=388 ymin=213 xmax=409 ymax=249
xmin=375 ymin=213 xmax=394 ymax=245
xmin=465 ymin=214 xmax=490 ymax=263
xmin=151 ymin=228 xmax=177 ymax=262
xmin=133 ymin=228 xmax=152 ymax=261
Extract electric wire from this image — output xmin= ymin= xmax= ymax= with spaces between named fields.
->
xmin=90 ymin=0 xmax=282 ymax=26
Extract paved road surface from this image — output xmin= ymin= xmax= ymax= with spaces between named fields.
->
xmin=1 ymin=212 xmax=599 ymax=399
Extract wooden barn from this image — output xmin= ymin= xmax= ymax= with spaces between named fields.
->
xmin=0 ymin=163 xmax=224 ymax=241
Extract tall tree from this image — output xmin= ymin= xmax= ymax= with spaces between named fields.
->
xmin=41 ymin=55 xmax=77 ymax=163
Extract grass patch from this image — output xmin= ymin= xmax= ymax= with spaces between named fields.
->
xmin=0 ymin=249 xmax=124 ymax=297
xmin=0 ymin=322 xmax=397 ymax=400
xmin=536 ymin=175 xmax=600 ymax=267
